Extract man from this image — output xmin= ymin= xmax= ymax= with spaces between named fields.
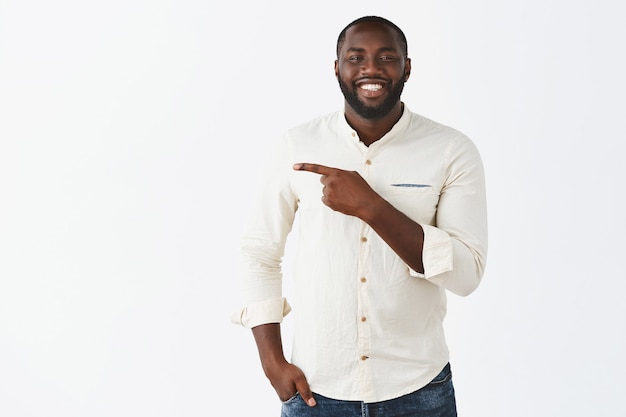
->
xmin=232 ymin=15 xmax=487 ymax=417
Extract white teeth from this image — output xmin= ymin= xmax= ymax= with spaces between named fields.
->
xmin=361 ymin=84 xmax=383 ymax=91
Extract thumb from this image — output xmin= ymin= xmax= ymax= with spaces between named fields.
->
xmin=296 ymin=382 xmax=316 ymax=407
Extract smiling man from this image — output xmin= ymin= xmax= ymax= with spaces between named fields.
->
xmin=232 ymin=16 xmax=488 ymax=417
xmin=335 ymin=19 xmax=409 ymax=135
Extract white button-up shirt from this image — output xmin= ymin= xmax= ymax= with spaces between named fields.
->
xmin=232 ymin=106 xmax=488 ymax=403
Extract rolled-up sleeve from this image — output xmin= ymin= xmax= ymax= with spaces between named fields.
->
xmin=231 ymin=135 xmax=298 ymax=328
xmin=230 ymin=297 xmax=292 ymax=328
xmin=409 ymin=135 xmax=488 ymax=296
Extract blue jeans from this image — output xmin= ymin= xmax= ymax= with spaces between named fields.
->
xmin=281 ymin=363 xmax=457 ymax=417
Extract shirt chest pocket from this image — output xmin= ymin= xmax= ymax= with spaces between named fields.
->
xmin=380 ymin=184 xmax=440 ymax=226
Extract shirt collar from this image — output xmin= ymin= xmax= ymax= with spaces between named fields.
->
xmin=336 ymin=104 xmax=411 ymax=146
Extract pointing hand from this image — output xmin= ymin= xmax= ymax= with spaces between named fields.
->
xmin=293 ymin=163 xmax=381 ymax=218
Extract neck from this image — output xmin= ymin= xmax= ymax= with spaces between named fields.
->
xmin=344 ymin=102 xmax=404 ymax=146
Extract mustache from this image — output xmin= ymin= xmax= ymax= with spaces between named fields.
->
xmin=354 ymin=77 xmax=389 ymax=83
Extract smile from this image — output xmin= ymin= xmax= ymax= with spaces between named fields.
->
xmin=360 ymin=83 xmax=383 ymax=91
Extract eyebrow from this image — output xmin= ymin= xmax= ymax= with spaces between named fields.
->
xmin=345 ymin=46 xmax=399 ymax=54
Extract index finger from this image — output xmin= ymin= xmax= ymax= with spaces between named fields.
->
xmin=293 ymin=163 xmax=335 ymax=175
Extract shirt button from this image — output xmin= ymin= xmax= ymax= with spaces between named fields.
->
xmin=361 ymin=317 xmax=367 ymax=322
xmin=360 ymin=277 xmax=367 ymax=283
xmin=351 ymin=132 xmax=356 ymax=138
xmin=365 ymin=159 xmax=372 ymax=165
xmin=360 ymin=355 xmax=369 ymax=361
xmin=360 ymin=237 xmax=367 ymax=243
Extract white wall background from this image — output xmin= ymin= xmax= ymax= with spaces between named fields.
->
xmin=1 ymin=1 xmax=624 ymax=416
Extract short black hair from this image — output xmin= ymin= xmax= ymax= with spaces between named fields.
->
xmin=336 ymin=16 xmax=408 ymax=59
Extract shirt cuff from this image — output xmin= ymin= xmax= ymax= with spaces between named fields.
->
xmin=230 ymin=297 xmax=292 ymax=328
xmin=409 ymin=224 xmax=453 ymax=280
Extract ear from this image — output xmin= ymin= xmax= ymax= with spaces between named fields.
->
xmin=334 ymin=60 xmax=339 ymax=78
xmin=404 ymin=57 xmax=411 ymax=82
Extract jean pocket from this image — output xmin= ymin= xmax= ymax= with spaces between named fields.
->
xmin=281 ymin=392 xmax=301 ymax=404
xmin=427 ymin=363 xmax=452 ymax=386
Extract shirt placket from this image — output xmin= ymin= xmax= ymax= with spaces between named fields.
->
xmin=357 ymin=153 xmax=375 ymax=399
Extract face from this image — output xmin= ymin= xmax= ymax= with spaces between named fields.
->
xmin=335 ymin=22 xmax=411 ymax=120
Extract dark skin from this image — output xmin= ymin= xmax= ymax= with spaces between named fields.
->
xmin=252 ymin=21 xmax=423 ymax=408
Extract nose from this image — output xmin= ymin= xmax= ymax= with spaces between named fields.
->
xmin=360 ymin=57 xmax=382 ymax=76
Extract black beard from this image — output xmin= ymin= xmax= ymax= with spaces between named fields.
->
xmin=338 ymin=74 xmax=405 ymax=120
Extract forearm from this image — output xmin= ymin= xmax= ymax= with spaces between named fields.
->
xmin=252 ymin=324 xmax=316 ymax=406
xmin=361 ymin=197 xmax=425 ymax=274
xmin=252 ymin=323 xmax=288 ymax=375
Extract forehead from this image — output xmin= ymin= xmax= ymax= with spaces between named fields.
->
xmin=340 ymin=22 xmax=402 ymax=54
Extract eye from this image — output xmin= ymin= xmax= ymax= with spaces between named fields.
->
xmin=380 ymin=55 xmax=396 ymax=62
xmin=348 ymin=56 xmax=363 ymax=63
